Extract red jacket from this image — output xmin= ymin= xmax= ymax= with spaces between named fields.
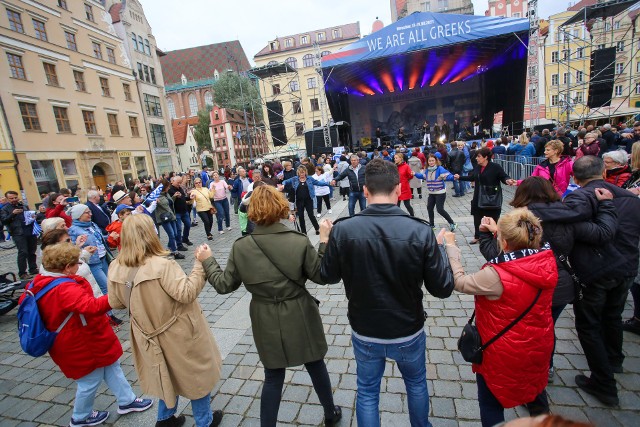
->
xmin=45 ymin=204 xmax=72 ymax=228
xmin=18 ymin=274 xmax=119 ymax=379
xmin=397 ymin=162 xmax=414 ymax=201
xmin=474 ymin=249 xmax=557 ymax=408
xmin=106 ymin=220 xmax=123 ymax=249
xmin=605 ymin=165 xmax=632 ymax=188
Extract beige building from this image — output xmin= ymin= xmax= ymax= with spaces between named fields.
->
xmin=253 ymin=23 xmax=360 ymax=154
xmin=107 ymin=0 xmax=178 ymax=174
xmin=0 ymin=0 xmax=154 ymax=203
xmin=391 ymin=0 xmax=474 ymax=22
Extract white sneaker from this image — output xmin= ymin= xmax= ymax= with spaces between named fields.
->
xmin=328 ymin=209 xmax=332 ymax=214
xmin=226 ymin=227 xmax=232 ymax=231
xmin=316 ymin=213 xmax=321 ymax=217
xmin=219 ymin=231 xmax=224 ymax=235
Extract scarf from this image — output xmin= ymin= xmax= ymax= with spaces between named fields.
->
xmin=487 ymin=242 xmax=551 ymax=265
xmin=72 ymin=219 xmax=106 ymax=258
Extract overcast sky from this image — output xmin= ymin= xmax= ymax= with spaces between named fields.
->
xmin=143 ymin=0 xmax=567 ymax=65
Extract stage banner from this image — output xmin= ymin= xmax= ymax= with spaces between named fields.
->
xmin=322 ymin=12 xmax=529 ymax=68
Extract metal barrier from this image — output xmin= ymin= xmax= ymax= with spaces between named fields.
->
xmin=494 ymin=154 xmax=546 ymax=165
xmin=493 ymin=159 xmax=524 ymax=180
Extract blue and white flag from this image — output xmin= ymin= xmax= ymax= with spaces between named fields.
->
xmin=145 ymin=184 xmax=163 ymax=203
xmin=562 ymin=183 xmax=580 ymax=200
xmin=23 ymin=211 xmax=41 ymax=236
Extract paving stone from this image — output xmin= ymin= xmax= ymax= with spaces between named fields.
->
xmin=431 ymin=397 xmax=456 ymax=418
xmin=432 ymin=380 xmax=462 ymax=398
xmin=276 ymin=401 xmax=300 ymax=423
xmin=282 ymin=385 xmax=310 ymax=403
xmin=454 ymin=398 xmax=481 ymax=420
xmin=547 ymin=385 xmax=585 ymax=406
xmin=225 ymin=395 xmax=252 ymax=415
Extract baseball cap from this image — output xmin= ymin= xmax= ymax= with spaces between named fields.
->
xmin=115 ymin=204 xmax=134 ymax=216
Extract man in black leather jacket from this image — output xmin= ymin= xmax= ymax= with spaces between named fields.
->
xmin=320 ymin=158 xmax=454 ymax=426
xmin=529 ymin=156 xmax=640 ymax=407
xmin=0 ymin=191 xmax=37 ymax=279
xmin=449 ymin=142 xmax=467 ymax=197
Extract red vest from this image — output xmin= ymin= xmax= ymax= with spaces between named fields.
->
xmin=474 ymin=249 xmax=558 ymax=408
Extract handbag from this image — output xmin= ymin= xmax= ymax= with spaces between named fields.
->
xmin=251 ymin=235 xmax=320 ymax=306
xmin=557 ymin=253 xmax=586 ymax=302
xmin=477 ymin=184 xmax=503 ymax=209
xmin=458 ymin=289 xmax=542 ymax=364
xmin=159 ymin=211 xmax=173 ymax=224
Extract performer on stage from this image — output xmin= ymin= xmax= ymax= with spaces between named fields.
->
xmin=453 ymin=120 xmax=460 ymax=140
xmin=422 ymin=121 xmax=431 ymax=145
xmin=472 ymin=115 xmax=481 ymax=136
xmin=434 ymin=122 xmax=441 ymax=143
xmin=375 ymin=127 xmax=383 ymax=149
xmin=397 ymin=127 xmax=406 ymax=144
xmin=442 ymin=121 xmax=451 ymax=143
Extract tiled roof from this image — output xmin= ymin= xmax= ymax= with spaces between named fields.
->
xmin=172 ymin=117 xmax=200 ymax=146
xmin=254 ymin=22 xmax=360 ymax=58
xmin=108 ymin=3 xmax=122 ymax=24
xmin=160 ymin=40 xmax=250 ymax=86
xmin=568 ymin=0 xmax=599 ymax=12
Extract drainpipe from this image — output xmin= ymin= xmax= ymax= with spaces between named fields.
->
xmin=0 ymin=95 xmax=27 ymax=204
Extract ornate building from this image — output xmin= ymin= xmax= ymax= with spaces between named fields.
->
xmin=391 ymin=0 xmax=474 ymax=22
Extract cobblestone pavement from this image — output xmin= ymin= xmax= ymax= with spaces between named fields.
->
xmin=1 ymin=186 xmax=639 ymax=426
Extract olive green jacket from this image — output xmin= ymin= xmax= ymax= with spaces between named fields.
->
xmin=202 ymin=222 xmax=328 ymax=369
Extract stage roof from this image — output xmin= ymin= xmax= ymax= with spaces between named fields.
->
xmin=561 ymin=0 xmax=640 ymax=27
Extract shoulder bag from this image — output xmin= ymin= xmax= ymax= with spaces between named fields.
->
xmin=477 ymin=184 xmax=503 ymax=209
xmin=195 ymin=188 xmax=217 ymax=215
xmin=458 ymin=289 xmax=542 ymax=364
xmin=251 ymin=235 xmax=320 ymax=306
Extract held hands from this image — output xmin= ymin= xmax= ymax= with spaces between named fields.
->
xmin=479 ymin=216 xmax=498 ymax=233
xmin=453 ymin=174 xmax=460 ymax=181
xmin=195 ymin=243 xmax=212 ymax=261
xmin=76 ymin=234 xmax=88 ymax=247
xmin=108 ymin=231 xmax=119 ymax=241
xmin=595 ymin=188 xmax=614 ymax=201
xmin=319 ymin=219 xmax=333 ymax=243
xmin=84 ymin=245 xmax=97 ymax=254
xmin=436 ymin=228 xmax=456 ymax=245
xmin=330 ymin=180 xmax=337 ymax=186
xmin=277 ymin=184 xmax=284 ymax=192
xmin=506 ymin=179 xmax=518 ymax=186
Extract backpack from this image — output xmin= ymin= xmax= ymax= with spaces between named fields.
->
xmin=18 ymin=278 xmax=74 ymax=357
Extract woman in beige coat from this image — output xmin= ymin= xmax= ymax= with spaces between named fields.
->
xmin=107 ymin=214 xmax=223 ymax=427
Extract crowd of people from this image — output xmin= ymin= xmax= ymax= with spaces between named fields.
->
xmin=4 ymin=118 xmax=640 ymax=426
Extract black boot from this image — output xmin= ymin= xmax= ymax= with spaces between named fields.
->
xmin=209 ymin=410 xmax=223 ymax=427
xmin=173 ymin=252 xmax=185 ymax=260
xmin=155 ymin=414 xmax=186 ymax=427
xmin=324 ymin=405 xmax=342 ymax=426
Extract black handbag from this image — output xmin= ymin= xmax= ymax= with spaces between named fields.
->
xmin=458 ymin=289 xmax=542 ymax=364
xmin=159 ymin=211 xmax=173 ymax=224
xmin=477 ymin=184 xmax=503 ymax=209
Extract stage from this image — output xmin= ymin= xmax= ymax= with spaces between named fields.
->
xmin=321 ymin=12 xmax=530 ymax=146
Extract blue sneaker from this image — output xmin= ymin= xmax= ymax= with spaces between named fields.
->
xmin=118 ymin=397 xmax=153 ymax=414
xmin=69 ymin=410 xmax=109 ymax=426
xmin=449 ymin=223 xmax=458 ymax=232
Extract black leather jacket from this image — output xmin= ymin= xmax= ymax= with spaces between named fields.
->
xmin=448 ymin=148 xmax=466 ymax=174
xmin=334 ymin=164 xmax=366 ymax=192
xmin=320 ymin=204 xmax=454 ymax=339
xmin=0 ymin=202 xmax=33 ymax=236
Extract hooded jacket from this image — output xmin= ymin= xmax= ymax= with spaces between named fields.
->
xmin=525 ymin=156 xmax=573 ymax=195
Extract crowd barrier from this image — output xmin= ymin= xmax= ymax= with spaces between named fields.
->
xmin=493 ymin=154 xmax=546 ymax=165
xmin=491 ymin=155 xmax=544 ymax=181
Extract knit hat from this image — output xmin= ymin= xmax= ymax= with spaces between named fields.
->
xmin=70 ymin=204 xmax=90 ymax=220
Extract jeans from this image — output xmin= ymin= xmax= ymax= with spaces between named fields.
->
xmin=213 ymin=198 xmax=230 ymax=231
xmin=161 ymin=220 xmax=178 ymax=252
xmin=352 ymin=332 xmax=432 ymax=427
xmin=348 ymin=191 xmax=366 ymax=217
xmin=191 ymin=205 xmax=198 ymax=222
xmin=72 ymin=361 xmax=136 ymax=421
xmin=197 ymin=210 xmax=214 ymax=237
xmin=13 ymin=234 xmax=38 ymax=275
xmin=230 ymin=195 xmax=239 ymax=214
xmin=174 ymin=212 xmax=191 ymax=243
xmin=261 ymin=360 xmax=335 ymax=427
xmin=426 ymin=194 xmax=454 ymax=226
xmin=158 ymin=394 xmax=212 ymax=427
xmin=452 ymin=179 xmax=465 ymax=196
xmin=89 ymin=257 xmax=109 ymax=295
xmin=574 ymin=275 xmax=633 ymax=394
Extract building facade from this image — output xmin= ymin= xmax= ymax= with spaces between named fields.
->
xmin=391 ymin=0 xmax=474 ymax=22
xmin=0 ymin=0 xmax=153 ymax=203
xmin=107 ymin=0 xmax=178 ymax=175
xmin=172 ymin=116 xmax=199 ymax=171
xmin=253 ymin=23 xmax=360 ymax=153
xmin=484 ymin=0 xmax=527 ymax=18
xmin=210 ymin=107 xmax=268 ymax=168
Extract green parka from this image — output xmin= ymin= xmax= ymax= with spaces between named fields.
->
xmin=202 ymin=222 xmax=328 ymax=369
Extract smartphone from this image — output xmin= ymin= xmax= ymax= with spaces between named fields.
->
xmin=66 ymin=196 xmax=79 ymax=203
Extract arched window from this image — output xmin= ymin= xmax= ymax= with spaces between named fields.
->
xmin=267 ymin=60 xmax=278 ymax=66
xmin=131 ymin=32 xmax=138 ymax=50
xmin=321 ymin=50 xmax=331 ymax=57
xmin=204 ymin=91 xmax=213 ymax=107
xmin=285 ymin=57 xmax=297 ymax=69
xmin=302 ymin=54 xmax=314 ymax=68
xmin=167 ymin=98 xmax=176 ymax=119
xmin=188 ymin=93 xmax=198 ymax=117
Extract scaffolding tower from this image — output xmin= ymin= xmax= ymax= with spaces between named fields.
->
xmin=313 ymin=43 xmax=332 ymax=148
xmin=526 ymin=0 xmax=541 ymax=129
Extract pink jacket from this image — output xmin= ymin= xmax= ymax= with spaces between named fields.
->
xmin=518 ymin=156 xmax=573 ymax=195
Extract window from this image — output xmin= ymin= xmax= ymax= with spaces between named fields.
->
xmin=143 ymin=65 xmax=150 ymax=82
xmin=528 ymin=87 xmax=537 ymax=100
xmin=65 ymin=31 xmax=77 ymax=50
xmin=272 ymin=84 xmax=281 ymax=95
xmin=32 ymin=19 xmax=47 ymax=41
xmin=321 ymin=51 xmax=331 ymax=57
xmin=267 ymin=60 xmax=278 ymax=66
xmin=53 ymin=106 xmax=71 ymax=133
xmin=73 ymin=70 xmax=86 ymax=91
xmin=302 ymin=54 xmax=314 ymax=67
xmin=285 ymin=38 xmax=293 ymax=48
xmin=188 ymin=94 xmax=198 ymax=116
xmin=85 ymin=4 xmax=94 ymax=22
xmin=292 ymin=101 xmax=301 ymax=114
xmin=144 ymin=39 xmax=151 ymax=55
xmin=317 ymin=32 xmax=325 ymax=41
xmin=616 ymin=63 xmax=624 ymax=74
xmin=528 ymin=66 xmax=537 ymax=77
xmin=204 ymin=91 xmax=213 ymax=106
xmin=614 ymin=85 xmax=623 ymax=96
xmin=575 ymin=91 xmax=584 ymax=103
xmin=562 ymin=49 xmax=570 ymax=60
xmin=7 ymin=53 xmax=26 ymax=80
xmin=107 ymin=113 xmax=119 ymax=136
xmin=138 ymin=36 xmax=144 ymax=51
xmin=123 ymin=83 xmax=131 ymax=101
xmin=60 ymin=159 xmax=77 ymax=175
xmin=129 ymin=116 xmax=139 ymax=136
xmin=438 ymin=0 xmax=449 ymax=10
xmin=295 ymin=122 xmax=304 ymax=136
xmin=614 ymin=21 xmax=621 ymax=30
xmin=149 ymin=67 xmax=156 ymax=85
xmin=637 ymin=62 xmax=640 ymax=73
xmin=31 ymin=160 xmax=59 ymax=195
xmin=137 ymin=62 xmax=143 ymax=80
xmin=6 ymin=9 xmax=23 ymax=33
xmin=616 ymin=41 xmax=624 ymax=52
xmin=332 ymin=28 xmax=340 ymax=39
xmin=150 ymin=124 xmax=168 ymax=148
xmin=131 ymin=32 xmax=138 ymax=50
xmin=19 ymin=102 xmax=40 ymax=131
xmin=144 ymin=94 xmax=162 ymax=117
xmin=82 ymin=110 xmax=97 ymax=134
xmin=307 ymin=77 xmax=317 ymax=89
xmin=551 ymin=51 xmax=559 ymax=63
xmin=106 ymin=47 xmax=116 ymax=64
xmin=513 ymin=12 xmax=520 ymax=17
xmin=313 ymin=120 xmax=321 ymax=128
xmin=310 ymin=98 xmax=319 ymax=111
xmin=576 ymin=71 xmax=584 ymax=82
xmin=563 ymin=73 xmax=569 ymax=84
xmin=135 ymin=156 xmax=148 ymax=177
xmin=577 ymin=47 xmax=584 ymax=58
xmin=285 ymin=57 xmax=297 ymax=69
xmin=92 ymin=41 xmax=102 ymax=60
xmin=636 ymin=83 xmax=640 ymax=95
xmin=58 ymin=0 xmax=67 ymax=9
xmin=290 ymin=80 xmax=299 ymax=91
xmin=99 ymin=77 xmax=111 ymax=97
xmin=551 ymin=95 xmax=559 ymax=106
xmin=167 ymin=99 xmax=176 ymax=119
xmin=43 ymin=63 xmax=59 ymax=86
xmin=301 ymin=35 xmax=309 ymax=44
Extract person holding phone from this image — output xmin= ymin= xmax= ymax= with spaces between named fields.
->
xmin=45 ymin=193 xmax=72 ymax=227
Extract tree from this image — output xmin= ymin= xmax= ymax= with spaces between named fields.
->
xmin=212 ymin=72 xmax=263 ymax=121
xmin=193 ymin=107 xmax=213 ymax=154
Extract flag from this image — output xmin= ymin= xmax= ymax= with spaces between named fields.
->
xmin=145 ymin=184 xmax=163 ymax=203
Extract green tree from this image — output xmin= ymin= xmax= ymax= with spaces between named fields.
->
xmin=193 ymin=107 xmax=213 ymax=152
xmin=212 ymin=72 xmax=263 ymax=121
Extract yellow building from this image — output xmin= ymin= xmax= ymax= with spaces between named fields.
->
xmin=0 ymin=98 xmax=20 ymax=197
xmin=253 ymin=23 xmax=360 ymax=154
xmin=0 ymin=0 xmax=154 ymax=203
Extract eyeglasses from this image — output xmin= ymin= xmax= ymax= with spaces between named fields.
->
xmin=64 ymin=238 xmax=71 ymax=243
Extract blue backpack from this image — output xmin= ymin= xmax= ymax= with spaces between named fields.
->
xmin=18 ymin=278 xmax=74 ymax=357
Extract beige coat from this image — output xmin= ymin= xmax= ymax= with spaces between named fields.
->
xmin=107 ymin=256 xmax=221 ymax=406
xmin=190 ymin=186 xmax=214 ymax=212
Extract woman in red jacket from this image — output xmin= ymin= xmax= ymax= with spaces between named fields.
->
xmin=394 ymin=152 xmax=417 ymax=216
xmin=440 ymin=208 xmax=558 ymax=426
xmin=19 ymin=243 xmax=152 ymax=427
xmin=45 ymin=193 xmax=72 ymax=227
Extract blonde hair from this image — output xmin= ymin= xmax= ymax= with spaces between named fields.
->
xmin=41 ymin=217 xmax=65 ymax=233
xmin=296 ymin=165 xmax=308 ymax=176
xmin=630 ymin=141 xmax=639 ymax=171
xmin=42 ymin=244 xmax=81 ymax=272
xmin=545 ymin=140 xmax=564 ymax=156
xmin=248 ymin=186 xmax=290 ymax=225
xmin=497 ymin=208 xmax=543 ymax=251
xmin=518 ymin=133 xmax=529 ymax=146
xmin=117 ymin=214 xmax=169 ymax=267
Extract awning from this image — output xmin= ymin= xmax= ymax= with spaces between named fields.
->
xmin=561 ymin=0 xmax=640 ymax=27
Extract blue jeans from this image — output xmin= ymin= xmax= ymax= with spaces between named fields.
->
xmin=191 ymin=205 xmax=198 ymax=221
xmin=73 ymin=361 xmax=136 ymax=421
xmin=213 ymin=198 xmax=230 ymax=231
xmin=452 ymin=179 xmax=465 ymax=196
xmin=161 ymin=220 xmax=178 ymax=252
xmin=89 ymin=257 xmax=109 ymax=295
xmin=174 ymin=212 xmax=191 ymax=243
xmin=158 ymin=394 xmax=212 ymax=427
xmin=348 ymin=191 xmax=366 ymax=217
xmin=352 ymin=332 xmax=432 ymax=427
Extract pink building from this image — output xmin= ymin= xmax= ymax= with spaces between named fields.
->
xmin=485 ymin=0 xmax=527 ymax=18
xmin=210 ymin=107 xmax=268 ymax=168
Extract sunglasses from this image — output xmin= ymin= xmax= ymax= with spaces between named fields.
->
xmin=64 ymin=238 xmax=72 ymax=243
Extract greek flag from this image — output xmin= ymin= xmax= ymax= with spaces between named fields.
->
xmin=32 ymin=221 xmax=41 ymax=236
xmin=23 ymin=211 xmax=41 ymax=236
xmin=145 ymin=184 xmax=163 ymax=203
xmin=562 ymin=183 xmax=580 ymax=200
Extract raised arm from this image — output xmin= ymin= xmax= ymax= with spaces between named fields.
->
xmin=202 ymin=247 xmax=243 ymax=294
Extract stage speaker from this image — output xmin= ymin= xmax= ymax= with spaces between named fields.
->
xmin=587 ymin=47 xmax=616 ymax=109
xmin=266 ymin=101 xmax=288 ymax=146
